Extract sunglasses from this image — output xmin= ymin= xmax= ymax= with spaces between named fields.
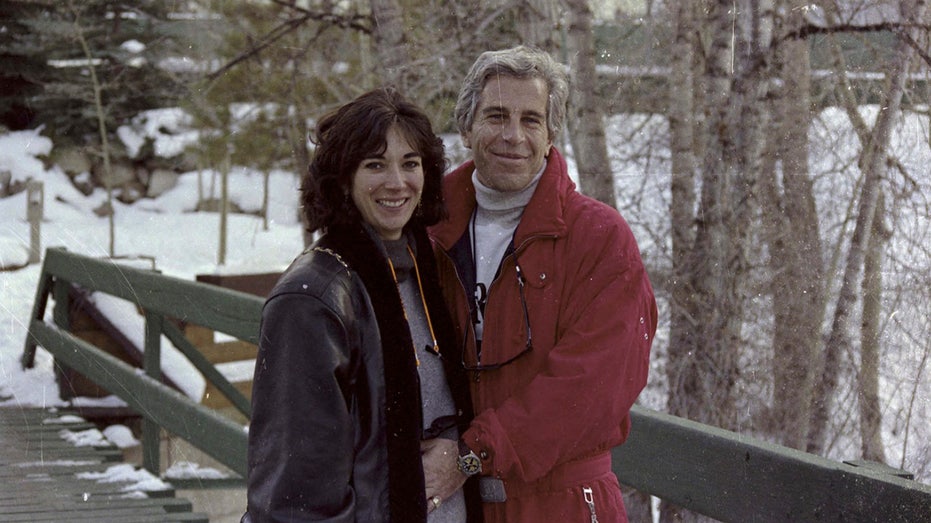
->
xmin=461 ymin=261 xmax=533 ymax=371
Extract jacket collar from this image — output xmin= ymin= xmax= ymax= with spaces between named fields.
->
xmin=431 ymin=146 xmax=573 ymax=251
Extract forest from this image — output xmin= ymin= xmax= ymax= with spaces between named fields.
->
xmin=2 ymin=1 xmax=930 ymax=521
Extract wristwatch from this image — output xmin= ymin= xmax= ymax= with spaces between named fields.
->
xmin=457 ymin=439 xmax=482 ymax=476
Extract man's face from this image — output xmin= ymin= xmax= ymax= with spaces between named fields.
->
xmin=462 ymin=75 xmax=552 ymax=192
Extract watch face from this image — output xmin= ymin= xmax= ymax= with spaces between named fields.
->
xmin=459 ymin=453 xmax=481 ymax=475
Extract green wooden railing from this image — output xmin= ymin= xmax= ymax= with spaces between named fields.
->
xmin=22 ymin=247 xmax=260 ymax=478
xmin=21 ymin=248 xmax=931 ymax=521
xmin=614 ymin=406 xmax=931 ymax=522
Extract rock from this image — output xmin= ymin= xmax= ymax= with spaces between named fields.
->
xmin=53 ymin=147 xmax=92 ymax=177
xmin=116 ymin=181 xmax=146 ymax=204
xmin=146 ymin=168 xmax=180 ymax=198
xmin=92 ymin=159 xmax=135 ymax=188
xmin=93 ymin=201 xmax=113 ymax=217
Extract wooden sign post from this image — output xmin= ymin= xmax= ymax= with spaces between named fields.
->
xmin=26 ymin=180 xmax=43 ymax=264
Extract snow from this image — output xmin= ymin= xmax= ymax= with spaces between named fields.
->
xmin=103 ymin=424 xmax=140 ymax=449
xmin=164 ymin=460 xmax=229 ymax=480
xmin=90 ymin=292 xmax=205 ymax=401
xmin=42 ymin=414 xmax=86 ymax=424
xmin=60 ymin=428 xmax=113 ymax=448
xmin=77 ymin=463 xmax=171 ymax=493
xmin=118 ymin=108 xmax=198 ymax=158
xmin=1 ymin=105 xmax=930 ymax=487
xmin=16 ymin=459 xmax=99 ymax=468
xmin=216 ymin=359 xmax=256 ymax=383
xmin=0 ymin=128 xmax=51 ymax=179
xmin=0 ymin=112 xmax=303 ymax=415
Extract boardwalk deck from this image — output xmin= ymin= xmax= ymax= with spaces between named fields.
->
xmin=0 ymin=406 xmax=208 ymax=523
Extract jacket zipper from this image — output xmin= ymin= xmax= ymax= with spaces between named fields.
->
xmin=582 ymin=486 xmax=599 ymax=523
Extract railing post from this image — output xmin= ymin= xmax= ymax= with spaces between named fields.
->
xmin=142 ymin=310 xmax=164 ymax=475
xmin=21 ymin=253 xmax=53 ymax=369
xmin=52 ymin=278 xmax=69 ymax=331
xmin=51 ymin=278 xmax=73 ymax=401
xmin=26 ymin=180 xmax=43 ymax=264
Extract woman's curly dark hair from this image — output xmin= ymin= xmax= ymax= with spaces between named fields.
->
xmin=301 ymin=87 xmax=448 ymax=233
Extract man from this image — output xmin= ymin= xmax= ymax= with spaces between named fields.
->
xmin=422 ymin=46 xmax=657 ymax=522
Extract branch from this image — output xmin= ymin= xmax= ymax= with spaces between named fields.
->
xmin=270 ymin=0 xmax=371 ymax=32
xmin=206 ymin=4 xmax=371 ymax=83
xmin=206 ymin=14 xmax=310 ymax=82
xmin=901 ymin=33 xmax=931 ymax=68
xmin=767 ymin=21 xmax=931 ymax=74
xmin=776 ymin=22 xmax=931 ymax=66
xmin=779 ymin=21 xmax=931 ymax=44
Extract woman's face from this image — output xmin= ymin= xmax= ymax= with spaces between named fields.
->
xmin=351 ymin=125 xmax=424 ymax=240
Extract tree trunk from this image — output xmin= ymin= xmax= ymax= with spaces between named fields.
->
xmin=622 ymin=489 xmax=653 ymax=523
xmin=369 ymin=0 xmax=411 ymax=90
xmin=665 ymin=0 xmax=699 ymax=422
xmin=758 ymin=0 xmax=824 ymax=451
xmin=218 ymin=150 xmax=230 ymax=266
xmin=564 ymin=0 xmax=615 ymax=207
xmin=262 ymin=170 xmax=270 ymax=231
xmin=808 ymin=0 xmax=926 ymax=455
xmin=518 ymin=0 xmax=558 ymax=48
xmin=678 ymin=0 xmax=772 ymax=430
xmin=70 ymin=0 xmax=116 ymax=257
xmin=859 ymin=189 xmax=888 ymax=463
xmin=660 ymin=3 xmax=702 ymax=521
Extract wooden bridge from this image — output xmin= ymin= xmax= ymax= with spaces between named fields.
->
xmin=14 ymin=247 xmax=931 ymax=522
xmin=0 ymin=406 xmax=206 ymax=522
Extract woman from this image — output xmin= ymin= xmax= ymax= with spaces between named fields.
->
xmin=242 ymin=88 xmax=479 ymax=522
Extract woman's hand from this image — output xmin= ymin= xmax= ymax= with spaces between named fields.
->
xmin=421 ymin=438 xmax=467 ymax=512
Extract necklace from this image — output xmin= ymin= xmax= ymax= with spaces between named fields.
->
xmin=386 ymin=245 xmax=439 ymax=366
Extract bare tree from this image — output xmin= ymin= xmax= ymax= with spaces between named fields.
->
xmin=758 ymin=0 xmax=825 ymax=451
xmin=370 ymin=0 xmax=412 ymax=90
xmin=518 ymin=0 xmax=560 ymax=47
xmin=808 ymin=0 xmax=929 ymax=455
xmin=660 ymin=2 xmax=776 ymax=521
xmin=859 ymin=189 xmax=889 ymax=462
xmin=564 ymin=0 xmax=615 ymax=206
xmin=664 ymin=0 xmax=700 ymax=433
xmin=67 ymin=0 xmax=116 ymax=258
xmin=666 ymin=0 xmax=775 ymax=433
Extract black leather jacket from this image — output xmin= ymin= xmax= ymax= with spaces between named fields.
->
xmin=242 ymin=223 xmax=478 ymax=522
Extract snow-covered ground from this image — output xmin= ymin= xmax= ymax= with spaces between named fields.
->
xmin=0 ymin=124 xmax=304 ymax=410
xmin=1 ymin=105 xmax=929 ymax=488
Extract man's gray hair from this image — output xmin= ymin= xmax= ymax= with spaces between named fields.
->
xmin=455 ymin=45 xmax=569 ymax=141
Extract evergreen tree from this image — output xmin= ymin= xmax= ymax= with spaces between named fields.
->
xmin=0 ymin=0 xmax=50 ymax=131
xmin=2 ymin=0 xmax=186 ymax=147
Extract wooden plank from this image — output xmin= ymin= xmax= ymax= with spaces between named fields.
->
xmin=0 ymin=407 xmax=207 ymax=523
xmin=196 ymin=340 xmax=258 ymax=364
xmin=0 ymin=507 xmax=172 ymax=522
xmin=0 ymin=509 xmax=208 ymax=523
xmin=0 ymin=496 xmax=193 ymax=514
xmin=0 ymin=422 xmax=98 ymax=432
xmin=195 ymin=271 xmax=281 ymax=298
xmin=0 ymin=462 xmax=116 ymax=478
xmin=0 ymin=440 xmax=125 ymax=463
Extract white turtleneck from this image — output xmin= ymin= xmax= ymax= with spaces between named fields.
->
xmin=471 ymin=163 xmax=545 ymax=342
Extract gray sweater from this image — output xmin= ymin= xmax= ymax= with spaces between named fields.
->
xmin=385 ymin=237 xmax=466 ymax=523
